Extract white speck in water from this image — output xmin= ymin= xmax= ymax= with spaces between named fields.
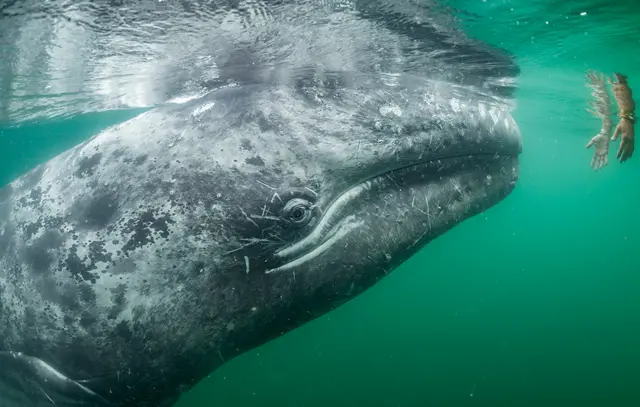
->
xmin=580 ymin=11 xmax=587 ymax=16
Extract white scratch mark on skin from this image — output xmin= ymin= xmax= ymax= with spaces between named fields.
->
xmin=251 ymin=215 xmax=280 ymax=222
xmin=240 ymin=238 xmax=271 ymax=244
xmin=261 ymin=204 xmax=268 ymax=217
xmin=256 ymin=180 xmax=276 ymax=190
xmin=386 ymin=174 xmax=399 ymax=188
xmin=444 ymin=196 xmax=452 ymax=209
xmin=425 ymin=193 xmax=432 ymax=230
xmin=244 ymin=256 xmax=250 ymax=274
xmin=217 ymin=349 xmax=226 ymax=363
xmin=223 ymin=246 xmax=244 ymax=256
xmin=304 ymin=187 xmax=318 ymax=196
xmin=38 ymin=385 xmax=56 ymax=405
xmin=450 ymin=179 xmax=462 ymax=195
xmin=270 ymin=192 xmax=283 ymax=203
xmin=413 ymin=205 xmax=427 ymax=215
xmin=266 ymin=232 xmax=286 ymax=243
xmin=410 ymin=232 xmax=426 ymax=248
xmin=222 ymin=240 xmax=260 ymax=256
xmin=239 ymin=207 xmax=259 ymax=228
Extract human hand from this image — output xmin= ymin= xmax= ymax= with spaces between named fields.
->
xmin=586 ymin=71 xmax=605 ymax=88
xmin=586 ymin=132 xmax=610 ymax=170
xmin=611 ymin=119 xmax=635 ymax=163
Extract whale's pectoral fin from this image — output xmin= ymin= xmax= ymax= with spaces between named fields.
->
xmin=0 ymin=351 xmax=112 ymax=406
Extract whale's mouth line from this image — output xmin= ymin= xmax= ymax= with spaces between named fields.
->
xmin=266 ymin=151 xmax=519 ymax=274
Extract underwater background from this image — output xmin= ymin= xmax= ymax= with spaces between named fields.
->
xmin=1 ymin=0 xmax=639 ymax=405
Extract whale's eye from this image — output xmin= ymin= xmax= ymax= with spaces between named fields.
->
xmin=291 ymin=206 xmax=306 ymax=221
xmin=283 ymin=198 xmax=313 ymax=225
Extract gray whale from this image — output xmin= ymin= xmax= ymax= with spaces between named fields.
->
xmin=0 ymin=1 xmax=522 ymax=406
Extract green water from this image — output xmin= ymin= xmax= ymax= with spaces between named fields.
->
xmin=1 ymin=0 xmax=639 ymax=405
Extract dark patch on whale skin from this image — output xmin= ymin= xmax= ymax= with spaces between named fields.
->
xmin=23 ymin=220 xmax=42 ymax=241
xmin=72 ymin=189 xmax=119 ymax=229
xmin=106 ymin=258 xmax=136 ymax=275
xmin=74 ymin=153 xmax=102 ymax=178
xmin=65 ymin=245 xmax=98 ymax=283
xmin=17 ymin=186 xmax=43 ymax=209
xmin=256 ymin=114 xmax=274 ymax=132
xmin=111 ymin=148 xmax=126 ymax=159
xmin=23 ymin=230 xmax=64 ymax=275
xmin=107 ymin=284 xmax=127 ymax=320
xmin=130 ymin=154 xmax=149 ymax=166
xmin=61 ymin=239 xmax=115 ymax=284
xmin=240 ymin=138 xmax=254 ymax=151
xmin=120 ymin=210 xmax=174 ymax=255
xmin=244 ymin=155 xmax=265 ymax=166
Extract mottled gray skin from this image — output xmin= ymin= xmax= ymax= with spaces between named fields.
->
xmin=0 ymin=1 xmax=522 ymax=407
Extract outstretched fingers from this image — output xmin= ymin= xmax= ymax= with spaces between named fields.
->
xmin=617 ymin=139 xmax=624 ymax=159
xmin=596 ymin=154 xmax=608 ymax=171
xmin=616 ymin=138 xmax=633 ymax=162
xmin=619 ymin=141 xmax=634 ymax=163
